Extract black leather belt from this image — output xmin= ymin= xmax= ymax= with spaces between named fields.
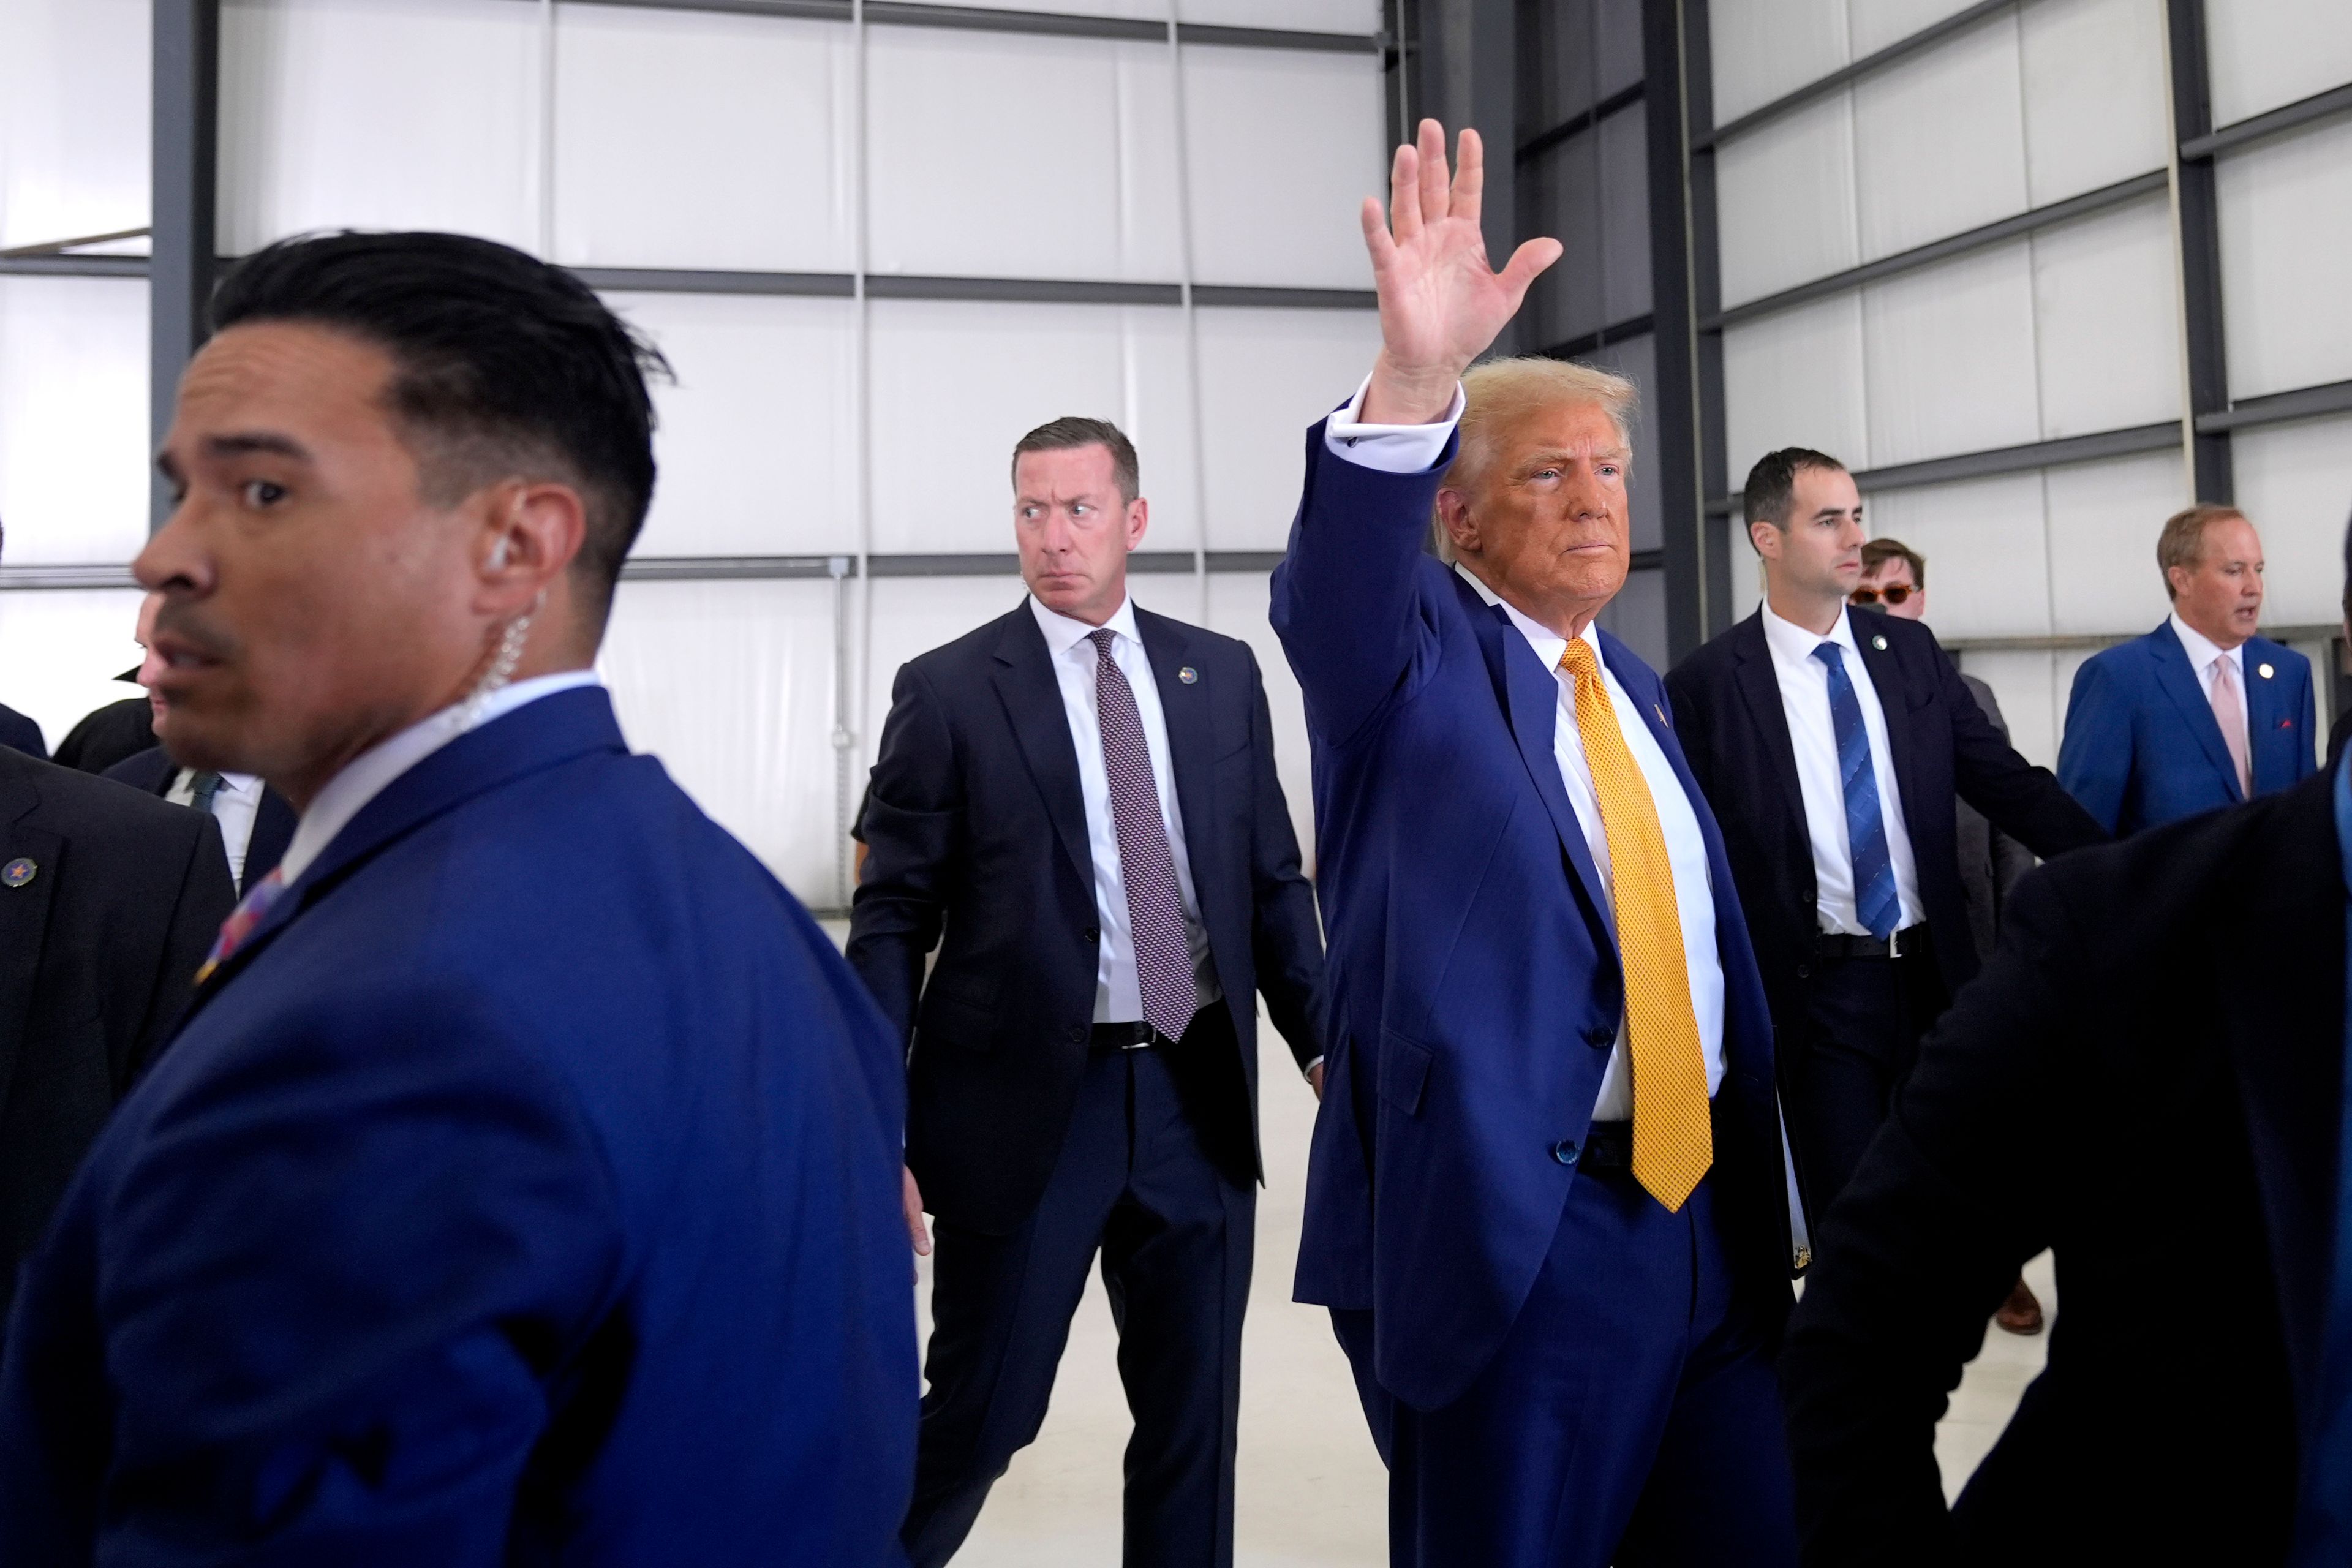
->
xmin=1577 ymin=1097 xmax=1730 ymax=1175
xmin=1091 ymin=1020 xmax=1175 ymax=1051
xmin=1817 ymin=923 xmax=1932 ymax=962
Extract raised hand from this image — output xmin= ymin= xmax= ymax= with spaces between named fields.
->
xmin=1360 ymin=120 xmax=1564 ymax=425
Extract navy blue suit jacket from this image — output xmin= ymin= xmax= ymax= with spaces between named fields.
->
xmin=1272 ymin=425 xmax=1794 ymax=1414
xmin=102 ymin=744 xmax=297 ymax=894
xmin=2058 ymin=621 xmax=2316 ymax=834
xmin=0 ymin=689 xmax=917 ymax=1564
xmin=0 ymin=703 xmax=45 ymax=761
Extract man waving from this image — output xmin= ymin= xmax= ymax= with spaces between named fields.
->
xmin=1273 ymin=121 xmax=1801 ymax=1567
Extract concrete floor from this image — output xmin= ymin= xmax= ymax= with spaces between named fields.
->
xmin=912 ymin=1005 xmax=2051 ymax=1564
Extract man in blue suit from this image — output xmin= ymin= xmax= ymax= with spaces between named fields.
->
xmin=1273 ymin=120 xmax=1801 ymax=1567
xmin=0 ymin=233 xmax=915 ymax=1564
xmin=2058 ymin=503 xmax=2316 ymax=832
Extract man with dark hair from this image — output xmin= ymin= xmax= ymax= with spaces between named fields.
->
xmin=1665 ymin=448 xmax=2103 ymax=1221
xmin=1778 ymin=507 xmax=2352 ymax=1565
xmin=0 ymin=232 xmax=916 ymax=1564
xmin=2058 ymin=503 xmax=2315 ymax=833
xmin=853 ymin=413 xmax=1325 ymax=1566
xmin=1852 ymin=536 xmax=2043 ymax=1336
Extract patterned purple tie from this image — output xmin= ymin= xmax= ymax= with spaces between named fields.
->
xmin=1090 ymin=628 xmax=1196 ymax=1042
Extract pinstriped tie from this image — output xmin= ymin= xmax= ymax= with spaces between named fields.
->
xmin=1558 ymin=639 xmax=1712 ymax=1212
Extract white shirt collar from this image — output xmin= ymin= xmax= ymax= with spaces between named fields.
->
xmin=2168 ymin=609 xmax=2243 ymax=676
xmin=1760 ymin=598 xmax=1861 ymax=666
xmin=1029 ymin=592 xmax=1142 ymax=659
xmin=1453 ymin=562 xmax=1600 ymax=671
xmin=275 ymin=669 xmax=603 ymax=889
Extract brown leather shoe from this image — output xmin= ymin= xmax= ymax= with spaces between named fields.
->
xmin=1994 ymin=1275 xmax=2044 ymax=1335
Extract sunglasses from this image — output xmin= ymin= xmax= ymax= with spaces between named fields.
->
xmin=1850 ymin=585 xmax=1917 ymax=606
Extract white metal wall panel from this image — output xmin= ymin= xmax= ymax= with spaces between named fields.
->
xmin=1594 ymin=0 xmax=1644 ymax=100
xmin=1851 ymin=15 xmax=2026 ymax=262
xmin=2042 ymin=449 xmax=2187 ymax=635
xmin=1523 ymin=130 xmax=1604 ymax=347
xmin=1193 ymin=305 xmax=1381 ymax=549
xmin=945 ymin=0 xmax=1164 ymax=17
xmin=2204 ymin=0 xmax=2352 ymax=126
xmin=1715 ymin=94 xmax=1859 ymax=308
xmin=861 ymin=575 xmax=1028 ymax=777
xmin=1202 ymin=570 xmax=1315 ymax=870
xmin=1178 ymin=0 xmax=1381 ymax=29
xmin=1581 ymin=333 xmax=1663 ymax=554
xmin=1523 ymin=0 xmax=1598 ymax=129
xmin=866 ymin=31 xmax=1180 ymax=284
xmin=1861 ymin=244 xmax=2040 ymax=468
xmin=0 ymin=0 xmax=149 ymax=251
xmin=1847 ymin=0 xmax=1980 ymax=58
xmin=2233 ymin=413 xmax=2352 ymax=627
xmin=1721 ymin=292 xmax=1869 ymax=484
xmin=601 ymin=578 xmax=843 ymax=902
xmin=0 ymin=277 xmax=149 ymax=567
xmin=0 ymin=589 xmax=145 ymax=754
xmin=1180 ymin=45 xmax=1382 ymax=290
xmin=2018 ymin=0 xmax=2170 ymax=207
xmin=217 ymin=0 xmax=543 ymax=255
xmin=1724 ymin=518 xmax=1767 ymax=624
xmin=2216 ymin=116 xmax=2352 ymax=401
xmin=1959 ymin=646 xmax=2059 ymax=766
xmin=1598 ymin=106 xmax=1651 ymax=325
xmin=603 ymin=292 xmax=860 ymax=559
xmin=550 ymin=7 xmax=854 ymax=274
xmin=1708 ymin=0 xmax=1849 ymax=128
xmin=2029 ymin=197 xmax=2182 ymax=440
xmin=1863 ymin=470 xmax=2049 ymax=638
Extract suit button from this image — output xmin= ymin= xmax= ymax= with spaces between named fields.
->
xmin=1582 ymin=1025 xmax=1613 ymax=1049
xmin=1082 ymin=926 xmax=1099 ymax=943
xmin=1551 ymin=1140 xmax=1580 ymax=1165
xmin=1796 ymin=964 xmax=1811 ymax=980
xmin=1066 ymin=1025 xmax=1087 ymax=1045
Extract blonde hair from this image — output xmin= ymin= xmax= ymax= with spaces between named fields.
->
xmin=1432 ymin=356 xmax=1639 ymax=562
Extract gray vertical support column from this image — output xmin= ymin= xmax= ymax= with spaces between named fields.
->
xmin=1412 ymin=0 xmax=1517 ymax=350
xmin=151 ymin=0 xmax=221 ymax=530
xmin=2165 ymin=0 xmax=2233 ymax=503
xmin=1647 ymin=0 xmax=1725 ymax=661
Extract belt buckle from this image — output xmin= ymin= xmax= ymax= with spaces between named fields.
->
xmin=1888 ymin=925 xmax=1912 ymax=959
xmin=1125 ymin=1023 xmax=1153 ymax=1050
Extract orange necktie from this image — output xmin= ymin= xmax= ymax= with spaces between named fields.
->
xmin=1558 ymin=640 xmax=1712 ymax=1211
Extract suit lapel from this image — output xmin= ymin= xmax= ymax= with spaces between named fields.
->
xmin=2149 ymin=622 xmax=2244 ymax=802
xmin=0 ymin=761 xmax=59 ymax=1115
xmin=1729 ymin=612 xmax=1810 ymax=847
xmin=1849 ymin=608 xmax=1924 ymax=822
xmin=1461 ymin=579 xmax=1616 ymax=947
xmin=990 ymin=608 xmax=1095 ymax=895
xmin=2242 ymin=636 xmax=2292 ymax=791
xmin=2219 ymin=773 xmax=2343 ymax=1426
xmin=1136 ymin=609 xmax=1218 ymax=918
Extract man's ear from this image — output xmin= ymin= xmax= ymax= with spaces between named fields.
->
xmin=1749 ymin=519 xmax=1782 ymax=562
xmin=1124 ymin=496 xmax=1150 ymax=551
xmin=475 ymin=478 xmax=587 ymax=619
xmin=1436 ymin=488 xmax=1477 ymax=555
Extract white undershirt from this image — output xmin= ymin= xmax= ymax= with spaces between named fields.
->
xmin=1026 ymin=595 xmax=1219 ymax=1027
xmin=167 ymin=768 xmax=264 ymax=886
xmin=276 ymin=670 xmax=604 ymax=889
xmin=1757 ymin=603 xmax=1926 ymax=935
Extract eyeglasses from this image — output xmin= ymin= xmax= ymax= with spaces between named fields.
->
xmin=1850 ymin=585 xmax=1917 ymax=606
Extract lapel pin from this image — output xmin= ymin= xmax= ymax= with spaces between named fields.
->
xmin=1653 ymin=702 xmax=1670 ymax=727
xmin=1178 ymin=666 xmax=1198 ymax=684
xmin=2 ymin=858 xmax=34 ymax=888
xmin=1871 ymin=634 xmax=1888 ymax=651
xmin=2258 ymin=662 xmax=2274 ymax=679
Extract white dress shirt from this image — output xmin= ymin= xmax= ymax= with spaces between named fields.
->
xmin=276 ymin=670 xmax=605 ymax=889
xmin=167 ymin=768 xmax=265 ymax=886
xmin=1027 ymin=595 xmax=1220 ymax=1027
xmin=2168 ymin=609 xmax=2248 ymax=735
xmin=1758 ymin=603 xmax=1925 ymax=935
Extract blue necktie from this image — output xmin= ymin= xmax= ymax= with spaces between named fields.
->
xmin=1813 ymin=642 xmax=1899 ymax=941
xmin=2299 ymin=751 xmax=2352 ymax=1562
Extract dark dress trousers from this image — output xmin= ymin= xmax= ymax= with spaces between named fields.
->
xmin=51 ymin=694 xmax=154 ymax=775
xmin=0 ymin=704 xmax=46 ymax=760
xmin=0 ymin=749 xmax=233 ymax=1327
xmin=1274 ymin=425 xmax=1800 ymax=1568
xmin=849 ymin=599 xmax=1325 ymax=1568
xmin=1781 ymin=764 xmax=2346 ymax=1566
xmin=101 ymin=745 xmax=296 ymax=893
xmin=1665 ymin=610 xmax=2105 ymax=1210
xmin=0 ymin=689 xmax=917 ymax=1564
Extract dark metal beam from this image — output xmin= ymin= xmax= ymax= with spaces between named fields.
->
xmin=1703 ymin=420 xmax=2184 ymax=512
xmin=1514 ymin=80 xmax=1644 ymax=165
xmin=1695 ymin=0 xmax=2015 ymax=151
xmin=0 ymin=255 xmax=150 ymax=279
xmin=1704 ymin=169 xmax=2166 ymax=331
xmin=151 ymin=0 xmax=219 ymax=532
xmin=1536 ymin=311 xmax=1655 ymax=361
xmin=2166 ymin=0 xmax=2234 ymax=502
xmin=560 ymin=0 xmax=1382 ymax=51
xmin=614 ymin=549 xmax=1291 ymax=582
xmin=2180 ymin=80 xmax=2352 ymax=160
xmin=2195 ymin=377 xmax=2352 ymax=434
xmin=1649 ymin=0 xmax=1723 ymax=660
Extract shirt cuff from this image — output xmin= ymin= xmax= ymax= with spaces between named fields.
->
xmin=1322 ymin=375 xmax=1465 ymax=475
xmin=1302 ymin=1055 xmax=1324 ymax=1080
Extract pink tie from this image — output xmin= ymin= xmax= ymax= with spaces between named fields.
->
xmin=2210 ymin=655 xmax=2251 ymax=800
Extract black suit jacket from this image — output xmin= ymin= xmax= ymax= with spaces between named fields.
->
xmin=1665 ymin=608 xmax=2106 ymax=1028
xmin=847 ymin=601 xmax=1327 ymax=1235
xmin=1779 ymin=768 xmax=2340 ymax=1565
xmin=0 ymin=706 xmax=43 ymax=762
xmin=0 ymin=750 xmax=235 ymax=1322
xmin=51 ymin=695 xmax=153 ymax=775
xmin=100 ymin=746 xmax=296 ymax=893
